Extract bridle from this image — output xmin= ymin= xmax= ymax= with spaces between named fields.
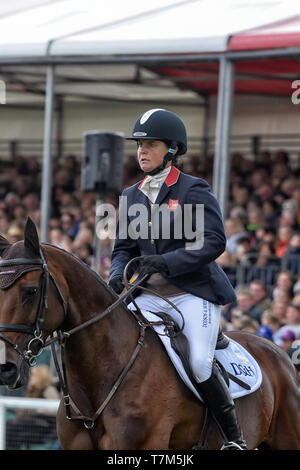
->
xmin=0 ymin=248 xmax=184 ymax=446
xmin=0 ymin=247 xmax=66 ymax=366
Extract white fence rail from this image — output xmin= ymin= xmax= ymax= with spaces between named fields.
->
xmin=0 ymin=396 xmax=59 ymax=450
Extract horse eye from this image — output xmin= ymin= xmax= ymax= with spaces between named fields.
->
xmin=21 ymin=286 xmax=39 ymax=305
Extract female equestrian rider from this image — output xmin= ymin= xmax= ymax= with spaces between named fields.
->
xmin=109 ymin=108 xmax=247 ymax=450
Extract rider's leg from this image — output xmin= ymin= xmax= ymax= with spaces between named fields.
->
xmin=171 ymin=294 xmax=247 ymax=450
xmin=128 ymin=293 xmax=247 ymax=449
xmin=195 ymin=361 xmax=247 ymax=450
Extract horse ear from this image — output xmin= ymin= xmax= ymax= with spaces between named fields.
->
xmin=0 ymin=235 xmax=11 ymax=257
xmin=24 ymin=217 xmax=40 ymax=257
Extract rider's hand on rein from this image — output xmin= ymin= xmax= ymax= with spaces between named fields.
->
xmin=140 ymin=255 xmax=169 ymax=276
xmin=109 ymin=276 xmax=124 ymax=294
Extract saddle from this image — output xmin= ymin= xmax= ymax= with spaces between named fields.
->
xmin=144 ymin=310 xmax=250 ymax=392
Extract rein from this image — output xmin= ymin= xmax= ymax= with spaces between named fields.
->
xmin=43 ymin=261 xmax=185 ymax=432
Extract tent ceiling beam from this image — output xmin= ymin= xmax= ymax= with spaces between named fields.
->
xmin=0 ymin=46 xmax=299 ymax=67
xmin=0 ymin=54 xmax=222 ymax=66
xmin=227 ymin=47 xmax=300 ymax=61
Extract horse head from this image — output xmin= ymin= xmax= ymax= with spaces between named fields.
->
xmin=0 ymin=217 xmax=67 ymax=388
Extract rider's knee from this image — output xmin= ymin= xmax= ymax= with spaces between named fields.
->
xmin=190 ymin=357 xmax=212 ymax=383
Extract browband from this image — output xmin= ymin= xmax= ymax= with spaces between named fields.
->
xmin=0 ymin=258 xmax=43 ymax=267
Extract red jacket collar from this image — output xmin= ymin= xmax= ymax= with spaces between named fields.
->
xmin=165 ymin=166 xmax=180 ymax=187
xmin=138 ymin=166 xmax=180 ymax=189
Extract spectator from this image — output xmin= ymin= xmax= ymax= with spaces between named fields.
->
xmin=293 ymin=280 xmax=300 ymax=299
xmin=231 ymin=183 xmax=249 ymax=208
xmin=23 ymin=193 xmax=40 ymax=212
xmin=0 ymin=213 xmax=9 ymax=237
xmin=229 ymin=206 xmax=248 ymax=226
xmin=234 ymin=237 xmax=254 ymax=266
xmin=53 ymin=168 xmax=75 ymax=194
xmin=238 ymin=315 xmax=260 ymax=334
xmin=99 ymin=255 xmax=111 ymax=283
xmin=225 ymin=308 xmax=242 ymax=331
xmin=249 ymin=168 xmax=269 ymax=191
xmin=280 ymin=177 xmax=297 ymax=201
xmin=75 ymin=242 xmax=93 ymax=266
xmin=72 ymin=225 xmax=94 ymax=251
xmin=4 ymin=192 xmax=21 ymax=212
xmin=249 ymin=280 xmax=272 ymax=313
xmin=25 ymin=365 xmax=59 ymax=400
xmin=60 ymin=212 xmax=78 ymax=240
xmin=283 ymin=231 xmax=300 ymax=275
xmin=7 ymin=224 xmax=23 ymax=243
xmin=261 ymin=199 xmax=280 ymax=227
xmin=13 ymin=204 xmax=27 ymax=225
xmin=216 ymin=250 xmax=237 ymax=287
xmin=246 ymin=241 xmax=280 ymax=286
xmin=279 ymin=209 xmax=297 ymax=230
xmin=258 ymin=150 xmax=272 ymax=169
xmin=236 ymin=288 xmax=262 ymax=323
xmin=260 ymin=310 xmax=281 ymax=338
xmin=273 ymin=287 xmax=293 ymax=305
xmin=272 ymin=270 xmax=295 ymax=300
xmin=246 ymin=206 xmax=264 ymax=243
xmin=275 ymin=225 xmax=293 ymax=258
xmin=270 ymin=299 xmax=289 ymax=325
xmin=278 ymin=329 xmax=300 ymax=373
xmin=255 ymin=183 xmax=273 ymax=203
xmin=255 ymin=225 xmax=276 ymax=245
xmin=48 ymin=228 xmax=64 ymax=247
xmin=273 ymin=303 xmax=300 ymax=345
xmin=225 ymin=218 xmax=248 ymax=256
xmin=256 ymin=324 xmax=273 ymax=341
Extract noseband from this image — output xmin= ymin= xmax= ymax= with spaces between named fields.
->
xmin=0 ymin=247 xmax=66 ymax=366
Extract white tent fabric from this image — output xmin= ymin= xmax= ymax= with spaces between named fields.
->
xmin=51 ymin=0 xmax=300 ymax=56
xmin=0 ymin=0 xmax=300 ymax=58
xmin=1 ymin=0 xmax=300 ymax=106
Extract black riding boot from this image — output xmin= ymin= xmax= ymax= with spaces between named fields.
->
xmin=196 ymin=362 xmax=248 ymax=450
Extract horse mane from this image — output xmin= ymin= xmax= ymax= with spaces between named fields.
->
xmin=42 ymin=242 xmax=117 ymax=297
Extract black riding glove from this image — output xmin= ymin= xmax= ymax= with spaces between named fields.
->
xmin=140 ymin=255 xmax=169 ymax=276
xmin=108 ymin=276 xmax=124 ymax=294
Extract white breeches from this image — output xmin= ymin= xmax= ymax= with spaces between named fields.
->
xmin=128 ymin=293 xmax=221 ymax=383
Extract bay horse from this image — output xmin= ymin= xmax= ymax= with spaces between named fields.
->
xmin=0 ymin=218 xmax=299 ymax=450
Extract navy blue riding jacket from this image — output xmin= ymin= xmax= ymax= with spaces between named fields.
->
xmin=109 ymin=166 xmax=236 ymax=306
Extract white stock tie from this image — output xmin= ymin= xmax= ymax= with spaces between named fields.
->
xmin=139 ymin=167 xmax=171 ymax=203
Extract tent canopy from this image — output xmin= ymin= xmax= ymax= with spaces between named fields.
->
xmin=1 ymin=0 xmax=299 ymax=57
xmin=0 ymin=0 xmax=300 ymax=104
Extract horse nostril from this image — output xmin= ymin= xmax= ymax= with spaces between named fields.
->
xmin=0 ymin=362 xmax=18 ymax=385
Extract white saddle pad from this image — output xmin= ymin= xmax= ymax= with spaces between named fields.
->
xmin=142 ymin=311 xmax=262 ymax=402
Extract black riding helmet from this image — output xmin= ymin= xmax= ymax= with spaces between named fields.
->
xmin=126 ymin=108 xmax=187 ymax=175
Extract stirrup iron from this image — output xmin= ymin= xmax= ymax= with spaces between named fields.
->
xmin=221 ymin=440 xmax=247 ymax=450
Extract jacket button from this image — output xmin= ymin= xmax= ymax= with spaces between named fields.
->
xmin=150 ymin=239 xmax=155 ymax=244
xmin=148 ymin=221 xmax=152 ymax=227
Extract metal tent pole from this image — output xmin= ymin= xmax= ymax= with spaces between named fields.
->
xmin=40 ymin=65 xmax=55 ymax=242
xmin=213 ymin=56 xmax=234 ymax=219
xmin=202 ymin=95 xmax=210 ymax=159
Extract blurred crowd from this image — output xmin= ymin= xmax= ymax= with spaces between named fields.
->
xmin=0 ymin=148 xmax=299 ymax=372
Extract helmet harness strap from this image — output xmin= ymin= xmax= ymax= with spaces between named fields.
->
xmin=143 ymin=141 xmax=177 ymax=176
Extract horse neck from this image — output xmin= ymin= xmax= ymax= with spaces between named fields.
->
xmin=49 ymin=246 xmax=139 ymax=369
